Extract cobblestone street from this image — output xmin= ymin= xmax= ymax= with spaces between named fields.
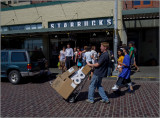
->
xmin=1 ymin=77 xmax=159 ymax=117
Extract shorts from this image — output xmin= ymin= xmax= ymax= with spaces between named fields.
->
xmin=60 ymin=60 xmax=65 ymax=67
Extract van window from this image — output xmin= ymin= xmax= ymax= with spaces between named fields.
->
xmin=1 ymin=52 xmax=8 ymax=62
xmin=11 ymin=52 xmax=27 ymax=62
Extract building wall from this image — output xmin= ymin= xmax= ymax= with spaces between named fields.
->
xmin=1 ymin=1 xmax=123 ymax=65
xmin=1 ymin=1 xmax=123 ymax=35
xmin=123 ymin=1 xmax=159 ymax=10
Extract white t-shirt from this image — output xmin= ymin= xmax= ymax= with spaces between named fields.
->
xmin=91 ymin=50 xmax=98 ymax=64
xmin=60 ymin=50 xmax=65 ymax=61
xmin=65 ymin=48 xmax=73 ymax=57
xmin=84 ymin=51 xmax=92 ymax=62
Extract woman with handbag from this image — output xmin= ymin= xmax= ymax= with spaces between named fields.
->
xmin=76 ymin=47 xmax=82 ymax=68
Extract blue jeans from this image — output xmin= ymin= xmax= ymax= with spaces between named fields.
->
xmin=107 ymin=62 xmax=112 ymax=76
xmin=82 ymin=59 xmax=86 ymax=66
xmin=88 ymin=74 xmax=109 ymax=102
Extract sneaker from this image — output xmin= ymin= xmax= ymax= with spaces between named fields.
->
xmin=86 ymin=99 xmax=94 ymax=104
xmin=112 ymin=85 xmax=119 ymax=90
xmin=100 ymin=100 xmax=110 ymax=104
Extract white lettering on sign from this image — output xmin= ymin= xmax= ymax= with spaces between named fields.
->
xmin=57 ymin=23 xmax=61 ymax=28
xmin=107 ymin=19 xmax=112 ymax=26
xmin=84 ymin=21 xmax=88 ymax=26
xmin=92 ymin=20 xmax=96 ymax=26
xmin=77 ymin=22 xmax=81 ymax=27
xmin=70 ymin=22 xmax=74 ymax=27
xmin=50 ymin=18 xmax=112 ymax=29
xmin=64 ymin=23 xmax=67 ymax=28
xmin=51 ymin=24 xmax=54 ymax=28
xmin=99 ymin=20 xmax=103 ymax=25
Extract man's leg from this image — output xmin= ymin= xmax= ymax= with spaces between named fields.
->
xmin=88 ymin=74 xmax=98 ymax=102
xmin=65 ymin=57 xmax=69 ymax=70
xmin=97 ymin=77 xmax=109 ymax=102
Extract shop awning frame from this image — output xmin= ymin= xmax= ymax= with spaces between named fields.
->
xmin=1 ymin=25 xmax=114 ymax=35
xmin=123 ymin=8 xmax=159 ymax=20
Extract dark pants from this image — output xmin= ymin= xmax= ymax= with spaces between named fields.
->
xmin=66 ymin=57 xmax=72 ymax=70
xmin=116 ymin=77 xmax=131 ymax=87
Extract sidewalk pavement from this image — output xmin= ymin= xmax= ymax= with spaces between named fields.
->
xmin=49 ymin=66 xmax=159 ymax=81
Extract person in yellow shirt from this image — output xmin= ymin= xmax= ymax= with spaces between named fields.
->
xmin=116 ymin=49 xmax=124 ymax=73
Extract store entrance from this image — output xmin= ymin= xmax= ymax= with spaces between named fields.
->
xmin=49 ymin=31 xmax=113 ymax=68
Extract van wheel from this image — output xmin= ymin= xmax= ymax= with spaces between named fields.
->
xmin=8 ymin=70 xmax=21 ymax=84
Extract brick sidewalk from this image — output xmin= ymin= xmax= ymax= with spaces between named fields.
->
xmin=1 ymin=78 xmax=159 ymax=117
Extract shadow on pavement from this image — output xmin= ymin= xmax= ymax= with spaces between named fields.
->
xmin=21 ymin=73 xmax=58 ymax=84
xmin=1 ymin=73 xmax=58 ymax=84
xmin=76 ymin=84 xmax=141 ymax=103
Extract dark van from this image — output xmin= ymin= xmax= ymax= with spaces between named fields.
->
xmin=1 ymin=49 xmax=49 ymax=84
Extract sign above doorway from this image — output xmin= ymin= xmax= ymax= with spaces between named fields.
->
xmin=48 ymin=17 xmax=113 ymax=30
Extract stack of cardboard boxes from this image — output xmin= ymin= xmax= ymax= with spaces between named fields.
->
xmin=52 ymin=65 xmax=91 ymax=99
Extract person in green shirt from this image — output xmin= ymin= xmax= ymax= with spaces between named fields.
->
xmin=129 ymin=42 xmax=139 ymax=72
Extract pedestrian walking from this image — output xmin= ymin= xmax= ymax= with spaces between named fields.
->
xmin=81 ymin=46 xmax=87 ymax=66
xmin=76 ymin=47 xmax=82 ymax=68
xmin=107 ymin=49 xmax=114 ymax=76
xmin=129 ymin=42 xmax=139 ymax=72
xmin=73 ymin=47 xmax=77 ymax=66
xmin=59 ymin=46 xmax=66 ymax=73
xmin=90 ymin=46 xmax=98 ymax=79
xmin=133 ymin=43 xmax=140 ymax=72
xmin=112 ymin=46 xmax=134 ymax=95
xmin=65 ymin=43 xmax=73 ymax=70
xmin=116 ymin=49 xmax=124 ymax=74
xmin=84 ymin=46 xmax=92 ymax=64
xmin=86 ymin=42 xmax=110 ymax=104
xmin=91 ymin=46 xmax=98 ymax=64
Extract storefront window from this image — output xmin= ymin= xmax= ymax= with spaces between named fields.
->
xmin=25 ymin=25 xmax=31 ymax=30
xmin=9 ymin=26 xmax=19 ymax=30
xmin=2 ymin=27 xmax=8 ymax=31
xmin=1 ymin=23 xmax=42 ymax=32
xmin=19 ymin=25 xmax=25 ymax=30
xmin=37 ymin=24 xmax=42 ymax=29
xmin=31 ymin=25 xmax=37 ymax=29
xmin=24 ymin=38 xmax=43 ymax=51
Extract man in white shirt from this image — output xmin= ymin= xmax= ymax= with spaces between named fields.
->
xmin=84 ymin=46 xmax=92 ymax=64
xmin=91 ymin=46 xmax=98 ymax=64
xmin=65 ymin=43 xmax=73 ymax=69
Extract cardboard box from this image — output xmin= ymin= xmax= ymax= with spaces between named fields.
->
xmin=58 ymin=77 xmax=77 ymax=99
xmin=82 ymin=65 xmax=92 ymax=75
xmin=52 ymin=76 xmax=65 ymax=92
xmin=52 ymin=65 xmax=91 ymax=100
xmin=60 ymin=66 xmax=78 ymax=80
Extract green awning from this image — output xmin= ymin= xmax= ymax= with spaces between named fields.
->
xmin=1 ymin=25 xmax=114 ymax=35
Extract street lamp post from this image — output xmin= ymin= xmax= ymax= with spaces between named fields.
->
xmin=112 ymin=0 xmax=118 ymax=76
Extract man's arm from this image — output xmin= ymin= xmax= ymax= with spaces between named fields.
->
xmin=87 ymin=61 xmax=100 ymax=68
xmin=71 ymin=48 xmax=73 ymax=60
xmin=130 ymin=51 xmax=133 ymax=58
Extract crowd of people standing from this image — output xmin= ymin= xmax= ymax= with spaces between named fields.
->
xmin=59 ymin=43 xmax=100 ymax=74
